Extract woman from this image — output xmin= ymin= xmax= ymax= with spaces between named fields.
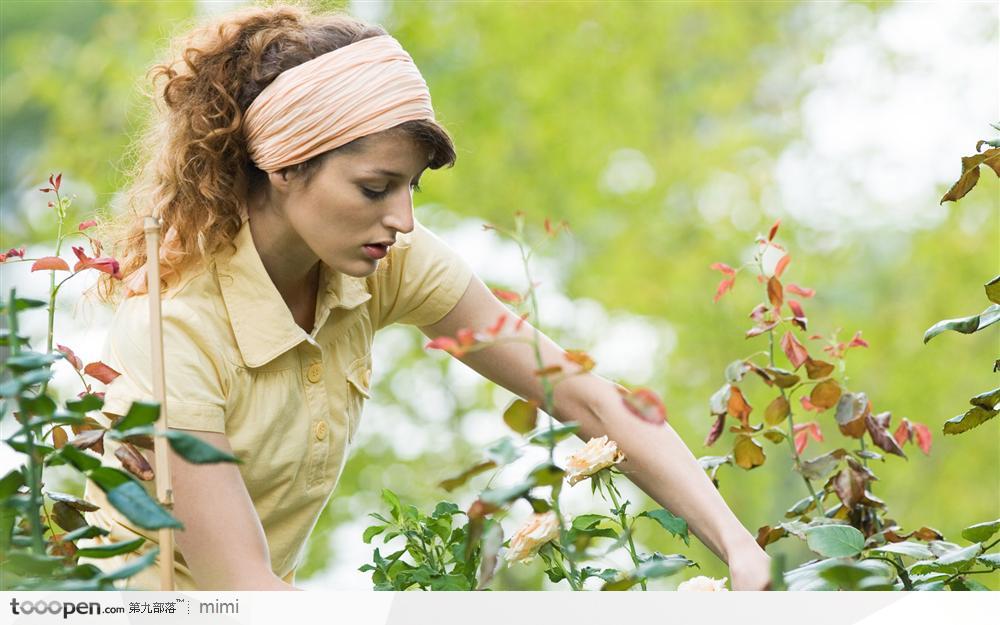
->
xmin=81 ymin=5 xmax=772 ymax=591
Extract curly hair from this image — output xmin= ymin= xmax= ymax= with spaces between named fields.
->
xmin=97 ymin=4 xmax=456 ymax=301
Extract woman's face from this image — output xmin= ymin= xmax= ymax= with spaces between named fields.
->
xmin=275 ymin=130 xmax=431 ymax=278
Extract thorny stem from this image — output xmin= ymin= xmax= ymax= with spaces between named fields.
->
xmin=606 ymin=476 xmax=646 ymax=590
xmin=515 ymin=236 xmax=581 ymax=591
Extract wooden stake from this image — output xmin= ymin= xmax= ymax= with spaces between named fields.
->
xmin=143 ymin=216 xmax=175 ymax=591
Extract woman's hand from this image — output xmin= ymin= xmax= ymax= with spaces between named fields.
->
xmin=727 ymin=541 xmax=772 ymax=591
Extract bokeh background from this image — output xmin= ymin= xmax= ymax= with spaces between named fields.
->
xmin=1 ymin=0 xmax=997 ymax=590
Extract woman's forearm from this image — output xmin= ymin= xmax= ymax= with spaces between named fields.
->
xmin=552 ymin=373 xmax=760 ymax=564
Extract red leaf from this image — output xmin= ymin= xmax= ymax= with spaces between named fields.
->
xmin=486 ymin=314 xmax=507 ymax=337
xmin=5 ymin=247 xmax=25 ymax=259
xmin=621 ymin=387 xmax=668 ymax=424
xmin=710 ymin=262 xmax=736 ymax=276
xmin=56 ymin=344 xmax=83 ymax=370
xmin=30 ymin=256 xmax=70 ymax=272
xmin=786 ymin=284 xmax=815 ymax=298
xmin=746 ymin=320 xmax=779 ymax=338
xmin=780 ymin=331 xmax=809 ymax=369
xmin=767 ymin=276 xmax=783 ymax=309
xmin=748 ymin=303 xmax=769 ymax=323
xmin=767 ymin=218 xmax=781 ymax=242
xmin=78 ymin=220 xmax=97 ymax=231
xmin=808 ymin=333 xmax=823 ymax=340
xmin=514 ymin=313 xmax=529 ymax=331
xmin=427 ymin=336 xmax=458 ymax=351
xmin=491 ymin=288 xmax=522 ymax=304
xmin=54 ymin=173 xmax=62 ymax=191
xmin=892 ymin=418 xmax=912 ymax=448
xmin=794 ymin=421 xmax=824 ymax=444
xmin=913 ymin=422 xmax=932 ymax=455
xmin=793 ymin=430 xmax=809 ymax=455
xmin=72 ymin=246 xmax=121 ymax=278
xmin=705 ymin=413 xmax=726 ymax=447
xmin=800 ymin=396 xmax=822 ymax=412
xmin=726 ymin=385 xmax=753 ymax=427
xmin=714 ymin=277 xmax=735 ymax=303
xmin=848 ymin=331 xmax=869 ymax=349
xmin=788 ymin=299 xmax=807 ymax=331
xmin=774 ymin=254 xmax=791 ymax=279
xmin=456 ymin=328 xmax=475 ymax=347
xmin=83 ymin=361 xmax=120 ymax=384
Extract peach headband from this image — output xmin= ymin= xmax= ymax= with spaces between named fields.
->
xmin=243 ymin=35 xmax=434 ymax=173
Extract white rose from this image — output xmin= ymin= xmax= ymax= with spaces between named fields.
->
xmin=677 ymin=575 xmax=730 ymax=592
xmin=564 ymin=435 xmax=625 ymax=485
xmin=504 ymin=511 xmax=560 ymax=564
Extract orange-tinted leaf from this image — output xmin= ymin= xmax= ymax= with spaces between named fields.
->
xmin=800 ymin=396 xmax=822 ymax=412
xmin=913 ymin=422 xmax=932 ymax=455
xmin=804 ymin=357 xmax=834 ymax=380
xmin=30 ymin=256 xmax=70 ymax=272
xmin=788 ymin=300 xmax=807 ymax=331
xmin=746 ymin=320 xmax=779 ymax=338
xmin=78 ymin=219 xmax=97 ymax=231
xmin=733 ymin=435 xmax=766 ymax=470
xmin=115 ymin=442 xmax=154 ymax=481
xmin=534 ymin=365 xmax=563 ymax=377
xmin=940 ymin=148 xmax=1000 ymax=203
xmin=767 ymin=276 xmax=783 ymax=309
xmin=56 ymin=344 xmax=83 ymax=370
xmin=786 ymin=284 xmax=815 ymax=298
xmin=892 ymin=418 xmax=912 ymax=448
xmin=622 ymin=387 xmax=668 ymax=424
xmin=793 ymin=430 xmax=809 ymax=455
xmin=486 ymin=314 xmax=507 ymax=337
xmin=456 ymin=328 xmax=475 ymax=347
xmin=764 ymin=396 xmax=790 ymax=425
xmin=780 ymin=331 xmax=809 ymax=369
xmin=726 ymin=385 xmax=752 ymax=427
xmin=704 ymin=413 xmax=726 ymax=447
xmin=51 ymin=426 xmax=68 ymax=449
xmin=774 ymin=254 xmax=791 ymax=279
xmin=835 ymin=392 xmax=870 ymax=438
xmin=564 ymin=349 xmax=595 ymax=372
xmin=710 ymin=262 xmax=736 ymax=276
xmin=793 ymin=422 xmax=823 ymax=456
xmin=514 ymin=313 xmax=529 ymax=331
xmin=491 ymin=288 xmax=522 ymax=304
xmin=809 ymin=379 xmax=842 ymax=410
xmin=767 ymin=218 xmax=781 ymax=242
xmin=83 ymin=361 xmax=121 ymax=384
xmin=713 ymin=277 xmax=735 ymax=303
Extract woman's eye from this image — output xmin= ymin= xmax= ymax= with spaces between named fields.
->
xmin=361 ymin=186 xmax=388 ymax=200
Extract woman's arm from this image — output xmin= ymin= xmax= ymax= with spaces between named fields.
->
xmin=138 ymin=429 xmax=299 ymax=591
xmin=420 ymin=276 xmax=771 ymax=590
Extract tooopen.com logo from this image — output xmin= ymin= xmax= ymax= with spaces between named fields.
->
xmin=9 ymin=598 xmax=124 ymax=619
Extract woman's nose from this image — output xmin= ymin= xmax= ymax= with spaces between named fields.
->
xmin=384 ymin=190 xmax=415 ymax=235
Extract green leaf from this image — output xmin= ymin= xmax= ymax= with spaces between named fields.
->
xmin=60 ymin=525 xmax=110 ymax=542
xmin=363 ymin=525 xmax=387 ymax=544
xmin=479 ymin=480 xmax=533 ymax=507
xmin=88 ymin=467 xmax=181 ymax=530
xmin=164 ymin=430 xmax=240 ymax=464
xmin=502 ymin=399 xmax=538 ymax=434
xmin=52 ymin=501 xmax=88 ymax=532
xmin=438 ymin=460 xmax=496 ymax=492
xmin=804 ymin=524 xmax=865 ymax=557
xmin=529 ymin=463 xmax=565 ymax=487
xmin=985 ymin=275 xmax=1000 ymax=304
xmin=785 ymin=494 xmax=817 ymax=518
xmin=57 ymin=445 xmax=102 ymax=472
xmin=6 ymin=551 xmax=65 ymax=576
xmin=923 ymin=304 xmax=1000 ymax=343
xmin=20 ymin=394 xmax=57 ymax=418
xmin=935 ymin=542 xmax=983 ymax=568
xmin=783 ymin=558 xmax=839 ymax=591
xmin=66 ymin=394 xmax=105 ymax=413
xmin=639 ymin=508 xmax=690 ymax=545
xmin=571 ymin=514 xmax=608 ymax=530
xmin=0 ymin=297 xmax=47 ymax=313
xmin=381 ymin=489 xmax=403 ymax=521
xmin=527 ymin=422 xmax=580 ymax=446
xmin=485 ymin=437 xmax=521 ymax=465
xmin=943 ymin=406 xmax=998 ymax=435
xmin=432 ymin=501 xmax=461 ymax=518
xmin=961 ymin=519 xmax=1000 ymax=543
xmin=112 ymin=401 xmax=160 ymax=432
xmin=75 ymin=537 xmax=146 ymax=558
xmin=820 ymin=559 xmax=895 ymax=590
xmin=871 ymin=541 xmax=934 ymax=559
xmin=99 ymin=547 xmax=159 ymax=581
xmin=969 ymin=387 xmax=1000 ymax=410
xmin=0 ymin=469 xmax=25 ymax=499
xmin=976 ymin=553 xmax=1000 ymax=568
xmin=5 ymin=351 xmax=60 ymax=372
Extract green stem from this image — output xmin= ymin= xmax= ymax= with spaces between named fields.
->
xmin=983 ymin=537 xmax=999 ymax=552
xmin=865 ymin=555 xmax=913 ymax=590
xmin=606 ymin=477 xmax=645 ymax=590
xmin=942 ymin=569 xmax=997 ymax=586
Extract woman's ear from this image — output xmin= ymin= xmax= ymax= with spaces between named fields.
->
xmin=267 ymin=169 xmax=292 ymax=193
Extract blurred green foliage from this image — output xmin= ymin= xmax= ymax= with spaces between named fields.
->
xmin=2 ymin=0 xmax=996 ymax=589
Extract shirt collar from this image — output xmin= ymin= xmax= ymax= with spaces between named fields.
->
xmin=216 ymin=217 xmax=371 ymax=368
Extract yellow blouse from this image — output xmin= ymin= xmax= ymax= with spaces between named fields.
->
xmin=79 ymin=217 xmax=473 ymax=589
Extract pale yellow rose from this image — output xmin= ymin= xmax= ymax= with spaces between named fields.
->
xmin=677 ymin=575 xmax=730 ymax=592
xmin=564 ymin=435 xmax=626 ymax=485
xmin=504 ymin=511 xmax=560 ymax=564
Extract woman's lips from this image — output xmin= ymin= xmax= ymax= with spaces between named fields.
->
xmin=363 ymin=244 xmax=388 ymax=260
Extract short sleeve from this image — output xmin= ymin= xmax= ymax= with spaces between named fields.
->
xmin=100 ymin=297 xmax=228 ymax=433
xmin=370 ymin=220 xmax=473 ymax=330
